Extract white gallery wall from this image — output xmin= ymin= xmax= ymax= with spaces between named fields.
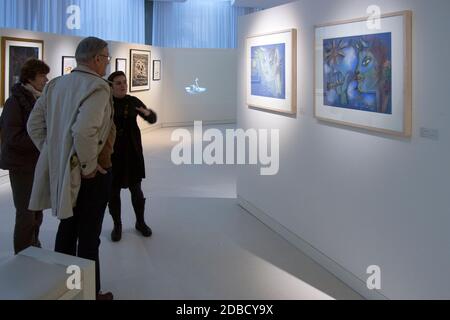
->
xmin=0 ymin=28 xmax=163 ymax=130
xmin=161 ymin=48 xmax=237 ymax=126
xmin=0 ymin=28 xmax=163 ymax=180
xmin=237 ymin=0 xmax=450 ymax=299
xmin=0 ymin=28 xmax=238 ymax=182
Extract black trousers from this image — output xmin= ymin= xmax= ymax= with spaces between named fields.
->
xmin=9 ymin=170 xmax=43 ymax=255
xmin=108 ymin=181 xmax=146 ymax=225
xmin=55 ymin=170 xmax=112 ymax=294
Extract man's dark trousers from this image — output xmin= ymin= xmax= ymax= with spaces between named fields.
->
xmin=55 ymin=169 xmax=112 ymax=294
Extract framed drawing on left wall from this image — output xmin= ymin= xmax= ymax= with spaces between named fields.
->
xmin=116 ymin=58 xmax=127 ymax=74
xmin=62 ymin=56 xmax=76 ymax=75
xmin=130 ymin=49 xmax=151 ymax=92
xmin=153 ymin=60 xmax=161 ymax=81
xmin=1 ymin=37 xmax=44 ymax=105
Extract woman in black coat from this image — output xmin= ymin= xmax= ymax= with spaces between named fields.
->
xmin=107 ymin=71 xmax=157 ymax=242
xmin=0 ymin=59 xmax=50 ymax=254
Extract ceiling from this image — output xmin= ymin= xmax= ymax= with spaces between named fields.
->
xmin=232 ymin=0 xmax=298 ymax=8
xmin=151 ymin=0 xmax=299 ymax=9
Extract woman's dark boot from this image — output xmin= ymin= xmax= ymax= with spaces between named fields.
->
xmin=108 ymin=200 xmax=122 ymax=242
xmin=132 ymin=197 xmax=152 ymax=237
xmin=111 ymin=224 xmax=122 ymax=242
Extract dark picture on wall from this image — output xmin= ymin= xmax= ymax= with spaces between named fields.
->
xmin=130 ymin=49 xmax=151 ymax=92
xmin=1 ymin=37 xmax=44 ymax=105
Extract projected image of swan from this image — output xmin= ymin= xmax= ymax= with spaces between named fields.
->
xmin=185 ymin=78 xmax=207 ymax=95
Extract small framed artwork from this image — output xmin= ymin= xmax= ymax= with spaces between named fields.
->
xmin=314 ymin=11 xmax=412 ymax=136
xmin=130 ymin=49 xmax=151 ymax=92
xmin=62 ymin=56 xmax=76 ymax=75
xmin=246 ymin=29 xmax=297 ymax=115
xmin=153 ymin=60 xmax=161 ymax=81
xmin=116 ymin=58 xmax=127 ymax=74
xmin=1 ymin=37 xmax=44 ymax=105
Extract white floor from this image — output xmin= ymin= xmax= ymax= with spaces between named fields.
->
xmin=0 ymin=125 xmax=362 ymax=300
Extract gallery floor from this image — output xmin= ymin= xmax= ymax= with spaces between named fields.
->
xmin=0 ymin=125 xmax=362 ymax=300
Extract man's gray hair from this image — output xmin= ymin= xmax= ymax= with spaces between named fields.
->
xmin=75 ymin=37 xmax=108 ymax=64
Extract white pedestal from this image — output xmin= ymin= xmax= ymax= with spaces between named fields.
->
xmin=0 ymin=247 xmax=95 ymax=300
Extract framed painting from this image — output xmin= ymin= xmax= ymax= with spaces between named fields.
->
xmin=1 ymin=37 xmax=44 ymax=105
xmin=130 ymin=49 xmax=151 ymax=92
xmin=314 ymin=11 xmax=412 ymax=136
xmin=62 ymin=56 xmax=76 ymax=75
xmin=116 ymin=58 xmax=127 ymax=74
xmin=246 ymin=29 xmax=297 ymax=115
xmin=153 ymin=60 xmax=161 ymax=81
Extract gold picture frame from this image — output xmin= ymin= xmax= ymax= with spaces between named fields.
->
xmin=314 ymin=11 xmax=412 ymax=136
xmin=1 ymin=37 xmax=44 ymax=106
xmin=246 ymin=28 xmax=297 ymax=115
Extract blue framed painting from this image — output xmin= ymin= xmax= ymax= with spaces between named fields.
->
xmin=247 ymin=29 xmax=296 ymax=115
xmin=315 ymin=11 xmax=412 ymax=136
xmin=251 ymin=43 xmax=286 ymax=99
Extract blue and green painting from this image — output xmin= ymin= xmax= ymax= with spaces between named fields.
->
xmin=251 ymin=43 xmax=286 ymax=99
xmin=323 ymin=32 xmax=392 ymax=114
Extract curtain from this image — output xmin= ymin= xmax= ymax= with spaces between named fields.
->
xmin=0 ymin=0 xmax=145 ymax=44
xmin=152 ymin=0 xmax=259 ymax=48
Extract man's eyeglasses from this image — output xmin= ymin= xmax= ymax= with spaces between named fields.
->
xmin=98 ymin=55 xmax=112 ymax=62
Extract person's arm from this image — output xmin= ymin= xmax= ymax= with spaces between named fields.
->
xmin=2 ymin=98 xmax=39 ymax=154
xmin=134 ymin=97 xmax=157 ymax=124
xmin=71 ymin=87 xmax=109 ymax=177
xmin=27 ymin=95 xmax=47 ymax=152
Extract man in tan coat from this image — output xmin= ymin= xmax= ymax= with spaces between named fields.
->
xmin=27 ymin=37 xmax=115 ymax=300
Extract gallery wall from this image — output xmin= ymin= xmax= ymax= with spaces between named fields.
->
xmin=0 ymin=28 xmax=163 ymax=181
xmin=0 ymin=28 xmax=163 ymax=129
xmin=237 ymin=0 xmax=450 ymax=299
xmin=0 ymin=28 xmax=238 ymax=129
xmin=161 ymin=48 xmax=237 ymax=126
xmin=0 ymin=28 xmax=238 ymax=183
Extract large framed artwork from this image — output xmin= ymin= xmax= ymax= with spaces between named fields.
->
xmin=246 ymin=29 xmax=297 ymax=115
xmin=315 ymin=11 xmax=412 ymax=136
xmin=130 ymin=49 xmax=151 ymax=92
xmin=1 ymin=37 xmax=44 ymax=105
xmin=62 ymin=56 xmax=76 ymax=75
xmin=153 ymin=60 xmax=161 ymax=81
xmin=116 ymin=58 xmax=127 ymax=74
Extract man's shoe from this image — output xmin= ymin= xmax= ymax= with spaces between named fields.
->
xmin=135 ymin=221 xmax=152 ymax=237
xmin=96 ymin=291 xmax=114 ymax=300
xmin=111 ymin=224 xmax=122 ymax=242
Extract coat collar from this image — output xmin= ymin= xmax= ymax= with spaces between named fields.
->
xmin=11 ymin=83 xmax=35 ymax=107
xmin=72 ymin=64 xmax=102 ymax=78
xmin=72 ymin=64 xmax=112 ymax=85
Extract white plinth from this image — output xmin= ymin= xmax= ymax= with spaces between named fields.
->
xmin=0 ymin=247 xmax=95 ymax=300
